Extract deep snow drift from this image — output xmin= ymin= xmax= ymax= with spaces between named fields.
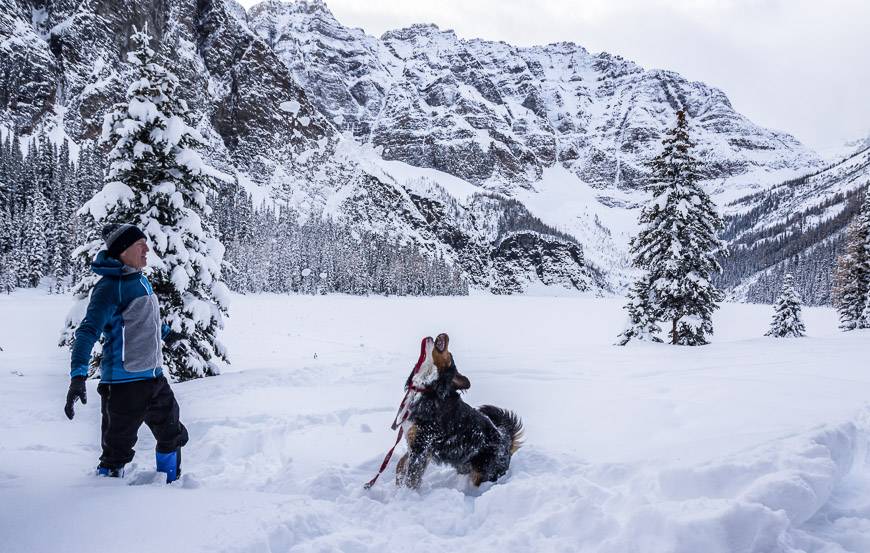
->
xmin=1 ymin=291 xmax=869 ymax=553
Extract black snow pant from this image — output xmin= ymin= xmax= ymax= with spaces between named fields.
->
xmin=97 ymin=376 xmax=189 ymax=469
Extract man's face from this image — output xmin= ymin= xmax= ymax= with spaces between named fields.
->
xmin=119 ymin=238 xmax=149 ymax=269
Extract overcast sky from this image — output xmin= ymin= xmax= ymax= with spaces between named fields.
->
xmin=239 ymin=0 xmax=869 ymax=152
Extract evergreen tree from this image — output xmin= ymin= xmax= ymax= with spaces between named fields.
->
xmin=50 ymin=235 xmax=67 ymax=293
xmin=617 ymin=274 xmax=663 ymax=345
xmin=73 ymin=142 xmax=104 ymax=206
xmin=19 ymin=190 xmax=49 ymax=287
xmin=766 ymin=273 xmax=806 ymax=337
xmin=35 ymin=132 xmax=54 ymax=197
xmin=64 ymin=26 xmax=230 ymax=381
xmin=833 ymin=189 xmax=870 ymax=330
xmin=211 ymin=190 xmax=469 ymax=297
xmin=0 ymin=173 xmax=12 ymax=293
xmin=8 ymin=133 xmax=24 ymax=219
xmin=619 ymin=110 xmax=725 ymax=345
xmin=46 ymin=138 xmax=74 ymax=291
xmin=0 ymin=133 xmax=8 ymax=196
xmin=0 ymin=179 xmax=12 ymax=255
xmin=0 ymin=252 xmax=14 ymax=294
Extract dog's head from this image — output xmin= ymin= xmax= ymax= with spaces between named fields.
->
xmin=432 ymin=333 xmax=470 ymax=391
xmin=407 ymin=333 xmax=471 ymax=395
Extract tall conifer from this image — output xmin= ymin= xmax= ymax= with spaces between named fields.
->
xmin=63 ymin=26 xmax=230 ymax=380
xmin=766 ymin=273 xmax=806 ymax=337
xmin=833 ymin=189 xmax=870 ymax=330
xmin=619 ymin=110 xmax=724 ymax=345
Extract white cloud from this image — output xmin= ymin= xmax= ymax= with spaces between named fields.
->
xmin=239 ymin=0 xmax=870 ymax=150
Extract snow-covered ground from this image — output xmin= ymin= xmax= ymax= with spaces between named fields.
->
xmin=1 ymin=290 xmax=869 ymax=553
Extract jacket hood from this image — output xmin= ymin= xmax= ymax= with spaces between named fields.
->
xmin=91 ymin=250 xmax=140 ymax=277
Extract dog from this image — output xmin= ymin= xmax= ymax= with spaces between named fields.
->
xmin=395 ymin=333 xmax=523 ymax=489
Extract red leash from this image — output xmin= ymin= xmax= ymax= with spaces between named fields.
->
xmin=363 ymin=426 xmax=405 ymax=490
xmin=364 ymin=338 xmax=429 ymax=490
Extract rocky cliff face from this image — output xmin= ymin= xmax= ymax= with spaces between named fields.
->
xmin=0 ymin=0 xmax=834 ymax=295
xmin=247 ymin=0 xmax=819 ymax=193
xmin=490 ymin=232 xmax=598 ymax=294
xmin=0 ymin=0 xmax=329 ymax=168
xmin=333 ymin=167 xmax=598 ymax=293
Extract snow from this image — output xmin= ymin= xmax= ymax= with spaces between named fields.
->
xmin=1 ymin=106 xmax=84 ymax=161
xmin=513 ymin=165 xmax=639 ymax=280
xmin=127 ymin=97 xmax=160 ymax=123
xmin=171 ymin=265 xmax=190 ymax=293
xmin=1 ymin=291 xmax=869 ymax=552
xmin=211 ymin=281 xmax=232 ymax=309
xmin=81 ymin=57 xmax=117 ymax=98
xmin=79 ymin=181 xmax=135 ymax=220
xmin=235 ymin=171 xmax=274 ymax=209
xmin=132 ymin=140 xmax=153 ymax=158
xmin=185 ymin=298 xmax=212 ymax=327
xmin=164 ymin=114 xmax=193 ymax=147
xmin=376 ymin=156 xmax=481 ymax=204
xmin=280 ymin=100 xmax=301 ymax=115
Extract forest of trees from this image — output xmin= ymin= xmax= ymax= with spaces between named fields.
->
xmin=832 ymin=189 xmax=870 ymax=330
xmin=718 ymin=184 xmax=867 ymax=305
xmin=0 ymin=130 xmax=467 ymax=298
xmin=0 ymin=132 xmax=103 ymax=294
xmin=213 ymin=181 xmax=468 ymax=296
xmin=2 ymin=120 xmax=867 ymax=309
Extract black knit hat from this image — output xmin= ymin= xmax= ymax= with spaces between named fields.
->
xmin=102 ymin=223 xmax=146 ymax=258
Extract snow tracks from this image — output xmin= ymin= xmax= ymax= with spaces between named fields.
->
xmin=194 ymin=406 xmax=870 ymax=553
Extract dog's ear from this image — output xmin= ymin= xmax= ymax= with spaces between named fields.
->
xmin=435 ymin=333 xmax=449 ymax=353
xmin=452 ymin=372 xmax=470 ymax=391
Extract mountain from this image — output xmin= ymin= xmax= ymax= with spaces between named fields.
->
xmin=0 ymin=0 xmax=832 ymax=295
xmin=247 ymin=0 xmax=819 ymax=192
xmin=719 ymin=145 xmax=870 ymax=304
xmin=817 ymin=132 xmax=870 ymax=163
xmin=842 ymin=133 xmax=870 ymax=159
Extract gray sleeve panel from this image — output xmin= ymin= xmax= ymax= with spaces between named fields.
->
xmin=121 ymin=293 xmax=163 ymax=372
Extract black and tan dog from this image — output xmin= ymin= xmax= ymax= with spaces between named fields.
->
xmin=395 ymin=333 xmax=523 ymax=489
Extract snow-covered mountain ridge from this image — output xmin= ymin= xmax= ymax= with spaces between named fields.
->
xmin=719 ymin=145 xmax=870 ymax=304
xmin=247 ymin=0 xmax=819 ymax=192
xmin=0 ymin=0 xmax=843 ymax=295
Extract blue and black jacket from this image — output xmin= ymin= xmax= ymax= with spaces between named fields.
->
xmin=71 ymin=251 xmax=170 ymax=383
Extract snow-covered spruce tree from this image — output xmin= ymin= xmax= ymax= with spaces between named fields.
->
xmin=50 ymin=140 xmax=75 ymax=292
xmin=0 ymin=180 xmax=12 ymax=255
xmin=832 ymin=189 xmax=870 ymax=330
xmin=62 ymin=26 xmax=230 ymax=380
xmin=617 ymin=273 xmax=663 ymax=345
xmin=19 ymin=190 xmax=49 ymax=287
xmin=766 ymin=273 xmax=806 ymax=337
xmin=0 ymin=189 xmax=13 ymax=292
xmin=619 ymin=110 xmax=725 ymax=345
xmin=0 ymin=253 xmax=14 ymax=293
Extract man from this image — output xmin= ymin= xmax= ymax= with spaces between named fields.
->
xmin=64 ymin=223 xmax=188 ymax=483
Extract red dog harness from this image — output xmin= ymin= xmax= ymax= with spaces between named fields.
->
xmin=364 ymin=338 xmax=430 ymax=490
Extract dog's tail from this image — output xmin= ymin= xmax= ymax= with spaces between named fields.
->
xmin=479 ymin=405 xmax=524 ymax=455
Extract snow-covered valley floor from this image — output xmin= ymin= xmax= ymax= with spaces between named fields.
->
xmin=1 ymin=291 xmax=869 ymax=553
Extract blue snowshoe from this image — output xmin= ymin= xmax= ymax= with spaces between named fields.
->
xmin=97 ymin=466 xmax=124 ymax=478
xmin=156 ymin=449 xmax=181 ymax=483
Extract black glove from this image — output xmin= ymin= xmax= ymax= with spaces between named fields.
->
xmin=164 ymin=330 xmax=183 ymax=349
xmin=64 ymin=376 xmax=87 ymax=420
